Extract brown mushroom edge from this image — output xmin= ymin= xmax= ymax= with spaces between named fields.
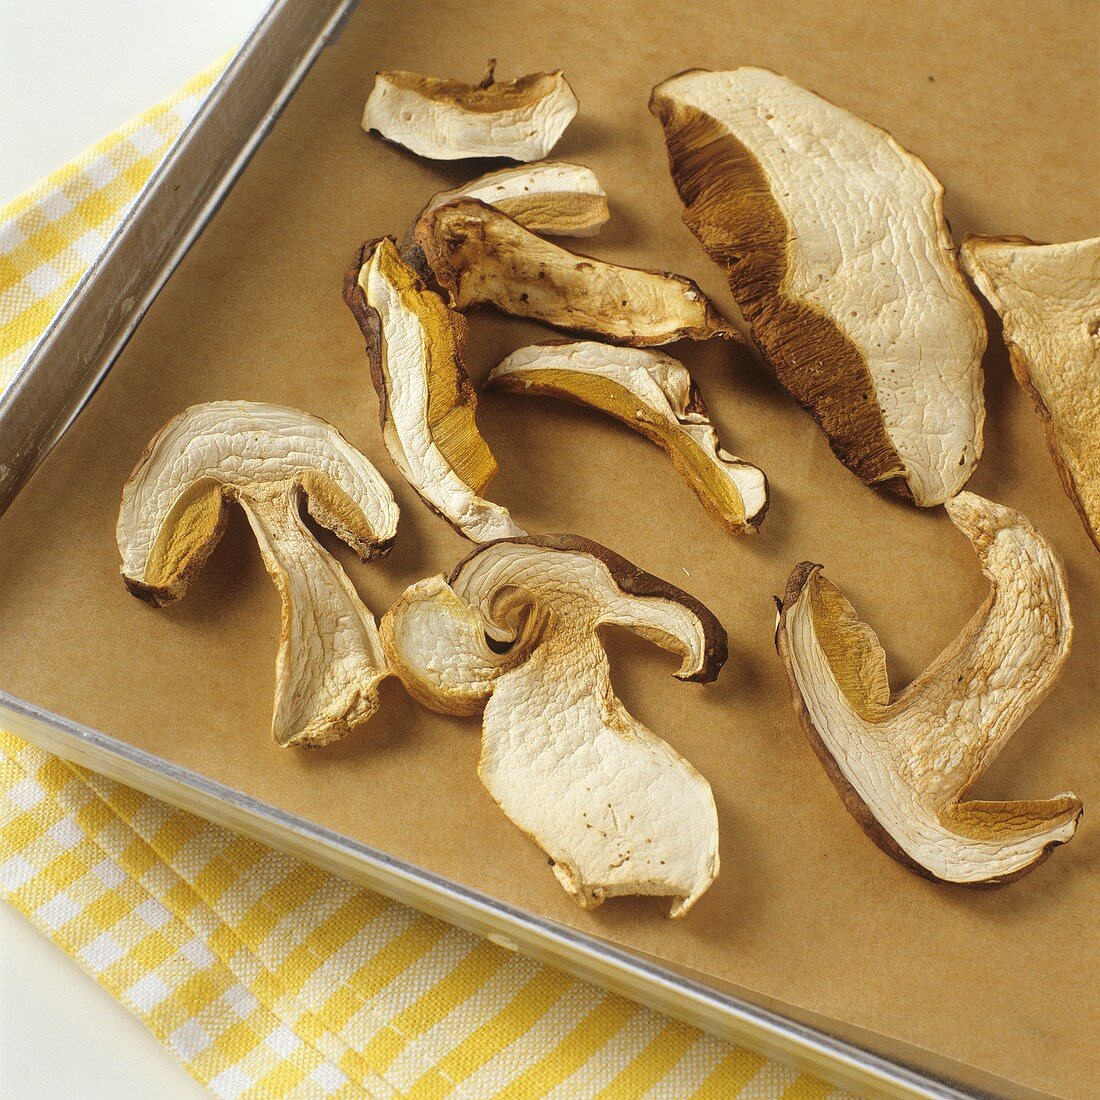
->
xmin=118 ymin=432 xmax=229 ymax=608
xmin=342 ymin=240 xmax=503 ymax=538
xmin=452 ymin=533 xmax=729 ymax=684
xmin=773 ymin=562 xmax=1082 ymax=887
xmin=378 ymin=65 xmax=572 ymax=115
xmin=649 ymin=71 xmax=986 ymax=505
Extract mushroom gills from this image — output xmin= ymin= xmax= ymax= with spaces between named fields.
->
xmin=488 ymin=341 xmax=768 ymax=532
xmin=649 ymin=66 xmax=986 ymax=506
xmin=776 ymin=492 xmax=1081 ymax=884
xmin=117 ymin=401 xmax=398 ymax=748
xmin=382 ymin=535 xmax=727 ymax=916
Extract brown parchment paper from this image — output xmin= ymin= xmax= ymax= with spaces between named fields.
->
xmin=0 ymin=1 xmax=1097 ymax=1094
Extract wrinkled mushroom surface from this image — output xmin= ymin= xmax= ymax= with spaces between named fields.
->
xmin=961 ymin=234 xmax=1100 ymax=552
xmin=118 ymin=401 xmax=398 ymax=748
xmin=419 ymin=162 xmax=609 ymax=238
xmin=343 ymin=236 xmax=523 ymax=542
xmin=650 ymin=67 xmax=987 ymax=507
xmin=362 ymin=64 xmax=578 ymax=162
xmin=381 ymin=535 xmax=727 ymax=916
xmin=776 ymin=492 xmax=1080 ymax=885
xmin=415 ymin=198 xmax=738 ymax=346
xmin=488 ymin=341 xmax=767 ymax=532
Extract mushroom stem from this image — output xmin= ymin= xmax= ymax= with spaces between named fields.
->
xmin=896 ymin=494 xmax=1072 ymax=778
xmin=480 ymin=616 xmax=716 ymax=917
xmin=242 ymin=487 xmax=389 ymax=748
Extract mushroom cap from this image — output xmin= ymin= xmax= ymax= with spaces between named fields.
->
xmin=650 ymin=66 xmax=987 ymax=507
xmin=776 ymin=491 xmax=1081 ymax=885
xmin=118 ymin=400 xmax=398 ymax=604
xmin=415 ymin=199 xmax=739 ymax=347
xmin=449 ymin=534 xmax=727 ymax=680
xmin=488 ymin=340 xmax=768 ymax=532
xmin=960 ymin=234 xmax=1100 ymax=553
xmin=362 ymin=68 xmax=578 ymax=162
xmin=381 ymin=535 xmax=726 ymax=916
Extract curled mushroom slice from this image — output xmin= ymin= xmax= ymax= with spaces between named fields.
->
xmin=487 ymin=341 xmax=767 ymax=532
xmin=381 ymin=535 xmax=727 ymax=916
xmin=343 ymin=236 xmax=523 ymax=543
xmin=650 ymin=67 xmax=987 ymax=507
xmin=961 ymin=235 xmax=1100 ymax=552
xmin=117 ymin=401 xmax=398 ymax=748
xmin=775 ymin=492 xmax=1081 ymax=885
xmin=362 ymin=61 xmax=578 ymax=162
xmin=419 ymin=162 xmax=609 ymax=238
xmin=414 ymin=198 xmax=738 ymax=347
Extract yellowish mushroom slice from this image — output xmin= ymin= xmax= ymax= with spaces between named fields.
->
xmin=362 ymin=61 xmax=578 ymax=162
xmin=419 ymin=162 xmax=609 ymax=238
xmin=414 ymin=198 xmax=739 ymax=347
xmin=382 ymin=535 xmax=727 ymax=916
xmin=487 ymin=341 xmax=767 ymax=533
xmin=343 ymin=237 xmax=523 ymax=542
xmin=775 ymin=491 xmax=1081 ymax=885
xmin=961 ymin=234 xmax=1100 ymax=552
xmin=117 ymin=401 xmax=399 ymax=749
xmin=650 ymin=67 xmax=987 ymax=507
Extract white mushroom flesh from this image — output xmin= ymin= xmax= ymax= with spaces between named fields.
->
xmin=415 ymin=199 xmax=738 ymax=347
xmin=349 ymin=237 xmax=523 ymax=542
xmin=118 ymin=401 xmax=398 ymax=748
xmin=488 ymin=341 xmax=767 ymax=531
xmin=777 ymin=491 xmax=1081 ymax=884
xmin=381 ymin=536 xmax=726 ymax=916
xmin=363 ymin=69 xmax=578 ymax=162
xmin=961 ymin=234 xmax=1100 ymax=552
xmin=650 ymin=67 xmax=987 ymax=506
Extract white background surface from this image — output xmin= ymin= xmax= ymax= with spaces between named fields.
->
xmin=0 ymin=3 xmax=267 ymax=1095
xmin=0 ymin=0 xmax=266 ymax=202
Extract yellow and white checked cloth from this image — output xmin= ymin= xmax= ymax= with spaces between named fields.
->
xmin=0 ymin=63 xmax=857 ymax=1100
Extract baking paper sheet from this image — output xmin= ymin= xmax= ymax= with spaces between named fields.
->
xmin=0 ymin=1 xmax=1096 ymax=1094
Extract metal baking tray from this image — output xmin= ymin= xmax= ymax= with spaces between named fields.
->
xmin=0 ymin=2 xmax=1073 ymax=1096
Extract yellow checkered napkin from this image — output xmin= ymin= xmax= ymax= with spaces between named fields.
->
xmin=0 ymin=66 xmax=857 ymax=1100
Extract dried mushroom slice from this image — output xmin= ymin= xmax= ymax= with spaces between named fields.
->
xmin=362 ymin=62 xmax=578 ymax=162
xmin=419 ymin=162 xmax=609 ymax=238
xmin=414 ymin=198 xmax=738 ymax=347
xmin=775 ymin=492 xmax=1081 ymax=885
xmin=117 ymin=401 xmax=398 ymax=749
xmin=343 ymin=236 xmax=523 ymax=543
xmin=650 ymin=67 xmax=987 ymax=507
xmin=382 ymin=535 xmax=727 ymax=916
xmin=961 ymin=234 xmax=1100 ymax=552
xmin=488 ymin=341 xmax=767 ymax=533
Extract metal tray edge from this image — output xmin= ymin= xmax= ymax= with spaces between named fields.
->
xmin=0 ymin=689 xmax=986 ymax=1100
xmin=0 ymin=0 xmax=359 ymax=515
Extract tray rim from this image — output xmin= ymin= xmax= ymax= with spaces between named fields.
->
xmin=0 ymin=2 xmax=1025 ymax=1097
xmin=0 ymin=689 xmax=984 ymax=1100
